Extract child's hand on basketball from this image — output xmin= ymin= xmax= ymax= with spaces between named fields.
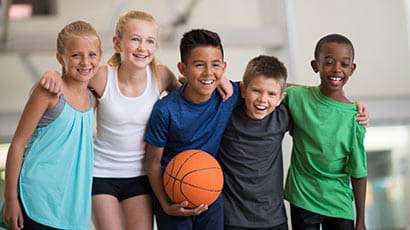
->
xmin=165 ymin=201 xmax=208 ymax=216
xmin=40 ymin=70 xmax=64 ymax=96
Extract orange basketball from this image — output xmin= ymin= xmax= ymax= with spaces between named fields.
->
xmin=163 ymin=149 xmax=224 ymax=208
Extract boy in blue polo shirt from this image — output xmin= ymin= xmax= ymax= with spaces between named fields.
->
xmin=144 ymin=29 xmax=241 ymax=230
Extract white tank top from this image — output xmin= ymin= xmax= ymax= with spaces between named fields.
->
xmin=93 ymin=65 xmax=160 ymax=177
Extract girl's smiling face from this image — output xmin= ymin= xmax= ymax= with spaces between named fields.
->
xmin=115 ymin=19 xmax=157 ymax=70
xmin=57 ymin=35 xmax=101 ymax=82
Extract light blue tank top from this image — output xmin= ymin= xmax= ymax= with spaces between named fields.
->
xmin=19 ymin=91 xmax=94 ymax=229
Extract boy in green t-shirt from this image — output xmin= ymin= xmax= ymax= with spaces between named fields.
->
xmin=284 ymin=34 xmax=367 ymax=230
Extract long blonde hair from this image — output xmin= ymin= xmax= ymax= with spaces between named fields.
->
xmin=57 ymin=20 xmax=102 ymax=75
xmin=108 ymin=10 xmax=160 ymax=86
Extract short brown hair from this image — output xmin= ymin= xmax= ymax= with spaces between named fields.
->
xmin=242 ymin=55 xmax=287 ymax=92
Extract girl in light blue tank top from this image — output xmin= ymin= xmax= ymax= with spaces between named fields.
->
xmin=3 ymin=21 xmax=102 ymax=230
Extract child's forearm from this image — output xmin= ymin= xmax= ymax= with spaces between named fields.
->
xmin=4 ymin=143 xmax=25 ymax=200
xmin=145 ymin=145 xmax=172 ymax=210
xmin=351 ymin=176 xmax=367 ymax=229
xmin=147 ymin=162 xmax=171 ymax=209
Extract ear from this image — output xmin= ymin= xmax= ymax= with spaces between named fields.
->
xmin=56 ymin=52 xmax=64 ymax=66
xmin=113 ymin=36 xmax=121 ymax=53
xmin=277 ymin=92 xmax=287 ymax=106
xmin=350 ymin=63 xmax=357 ymax=75
xmin=221 ymin=61 xmax=227 ymax=73
xmin=311 ymin=60 xmax=319 ymax=73
xmin=177 ymin=62 xmax=186 ymax=77
xmin=239 ymin=81 xmax=246 ymax=99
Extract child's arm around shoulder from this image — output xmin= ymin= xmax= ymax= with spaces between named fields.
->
xmin=158 ymin=64 xmax=180 ymax=94
xmin=40 ymin=70 xmax=63 ymax=96
xmin=4 ymin=84 xmax=57 ymax=229
xmin=39 ymin=65 xmax=106 ymax=97
xmin=216 ymin=76 xmax=233 ymax=101
xmin=145 ymin=144 xmax=208 ymax=216
xmin=87 ymin=65 xmax=107 ymax=98
xmin=354 ymin=101 xmax=370 ymax=128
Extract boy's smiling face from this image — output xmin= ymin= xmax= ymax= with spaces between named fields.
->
xmin=240 ymin=75 xmax=286 ymax=120
xmin=311 ymin=42 xmax=356 ymax=94
xmin=178 ymin=46 xmax=226 ymax=103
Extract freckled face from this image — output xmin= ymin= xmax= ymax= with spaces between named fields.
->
xmin=241 ymin=75 xmax=286 ymax=120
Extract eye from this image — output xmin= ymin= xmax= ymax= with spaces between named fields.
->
xmin=89 ymin=52 xmax=98 ymax=57
xmin=252 ymin=89 xmax=260 ymax=94
xmin=131 ymin=37 xmax=140 ymax=42
xmin=147 ymin=39 xmax=156 ymax=45
xmin=195 ymin=63 xmax=204 ymax=67
xmin=71 ymin=54 xmax=81 ymax=58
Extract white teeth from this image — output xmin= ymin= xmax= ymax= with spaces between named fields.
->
xmin=329 ymin=76 xmax=342 ymax=81
xmin=78 ymin=68 xmax=91 ymax=73
xmin=200 ymin=80 xmax=215 ymax=85
xmin=133 ymin=54 xmax=147 ymax=58
xmin=255 ymin=105 xmax=267 ymax=110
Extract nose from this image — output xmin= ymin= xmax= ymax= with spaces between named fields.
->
xmin=257 ymin=93 xmax=267 ymax=102
xmin=203 ymin=65 xmax=212 ymax=76
xmin=137 ymin=42 xmax=146 ymax=51
xmin=332 ymin=62 xmax=342 ymax=72
xmin=80 ymin=56 xmax=90 ymax=66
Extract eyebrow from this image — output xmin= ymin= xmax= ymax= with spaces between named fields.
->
xmin=324 ymin=55 xmax=352 ymax=60
xmin=129 ymin=34 xmax=157 ymax=40
xmin=192 ymin=59 xmax=223 ymax=63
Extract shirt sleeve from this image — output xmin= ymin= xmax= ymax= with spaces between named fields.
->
xmin=345 ymin=124 xmax=367 ymax=178
xmin=144 ymin=102 xmax=169 ymax=148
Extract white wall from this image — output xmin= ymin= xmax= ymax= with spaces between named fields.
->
xmin=291 ymin=0 xmax=410 ymax=98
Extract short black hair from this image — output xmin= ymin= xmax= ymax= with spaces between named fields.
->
xmin=314 ymin=33 xmax=355 ymax=61
xmin=179 ymin=29 xmax=224 ymax=64
xmin=242 ymin=55 xmax=287 ymax=93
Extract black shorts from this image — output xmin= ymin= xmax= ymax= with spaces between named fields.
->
xmin=92 ymin=176 xmax=152 ymax=202
xmin=290 ymin=204 xmax=354 ymax=230
xmin=225 ymin=222 xmax=288 ymax=230
xmin=19 ymin=198 xmax=59 ymax=230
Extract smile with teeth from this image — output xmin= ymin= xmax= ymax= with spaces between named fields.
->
xmin=255 ymin=105 xmax=267 ymax=111
xmin=133 ymin=53 xmax=147 ymax=58
xmin=77 ymin=68 xmax=92 ymax=74
xmin=329 ymin=76 xmax=343 ymax=81
xmin=200 ymin=79 xmax=215 ymax=85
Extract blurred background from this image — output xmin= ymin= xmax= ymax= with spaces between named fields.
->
xmin=0 ymin=0 xmax=409 ymax=229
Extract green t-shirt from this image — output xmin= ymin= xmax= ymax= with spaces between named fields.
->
xmin=284 ymin=86 xmax=367 ymax=220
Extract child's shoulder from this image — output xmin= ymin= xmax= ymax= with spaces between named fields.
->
xmin=154 ymin=86 xmax=183 ymax=107
xmin=285 ymin=85 xmax=316 ymax=97
xmin=27 ymin=83 xmax=60 ymax=110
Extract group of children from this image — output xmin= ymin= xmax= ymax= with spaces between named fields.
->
xmin=3 ymin=9 xmax=369 ymax=230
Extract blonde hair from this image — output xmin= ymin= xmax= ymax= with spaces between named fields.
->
xmin=108 ymin=10 xmax=160 ymax=86
xmin=57 ymin=20 xmax=102 ymax=74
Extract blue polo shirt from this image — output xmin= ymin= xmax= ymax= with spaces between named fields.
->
xmin=145 ymin=81 xmax=241 ymax=168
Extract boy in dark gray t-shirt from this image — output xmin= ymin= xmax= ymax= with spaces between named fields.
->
xmin=218 ymin=55 xmax=290 ymax=230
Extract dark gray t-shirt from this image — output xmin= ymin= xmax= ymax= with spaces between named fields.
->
xmin=218 ymin=103 xmax=291 ymax=228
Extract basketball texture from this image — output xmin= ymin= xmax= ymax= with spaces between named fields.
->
xmin=163 ymin=149 xmax=224 ymax=208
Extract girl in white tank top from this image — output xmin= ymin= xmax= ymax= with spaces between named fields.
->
xmin=93 ymin=65 xmax=159 ymax=177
